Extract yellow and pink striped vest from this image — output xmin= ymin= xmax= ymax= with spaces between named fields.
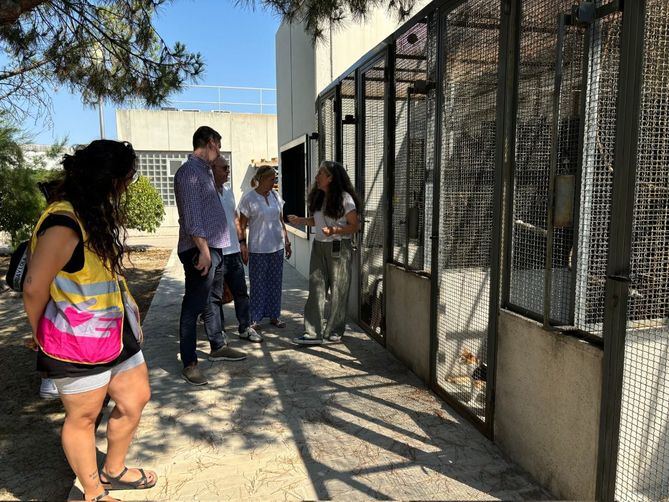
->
xmin=30 ymin=201 xmax=142 ymax=364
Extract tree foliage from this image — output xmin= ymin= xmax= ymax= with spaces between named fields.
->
xmin=124 ymin=175 xmax=165 ymax=233
xmin=0 ymin=119 xmax=44 ymax=247
xmin=0 ymin=0 xmax=204 ymax=121
xmin=238 ymin=0 xmax=416 ymax=38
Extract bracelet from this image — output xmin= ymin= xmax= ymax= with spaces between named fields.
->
xmin=239 ymin=238 xmax=246 ymax=244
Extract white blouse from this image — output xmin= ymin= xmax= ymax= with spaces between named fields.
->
xmin=237 ymin=189 xmax=285 ymax=254
xmin=313 ymin=192 xmax=357 ymax=242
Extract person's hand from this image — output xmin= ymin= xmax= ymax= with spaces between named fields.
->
xmin=194 ymin=251 xmax=212 ymax=276
xmin=240 ymin=242 xmax=249 ymax=265
xmin=322 ymin=226 xmax=335 ymax=237
xmin=285 ymin=241 xmax=292 ymax=259
xmin=287 ymin=214 xmax=300 ymax=225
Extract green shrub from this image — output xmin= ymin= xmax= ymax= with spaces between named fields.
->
xmin=124 ymin=175 xmax=165 ymax=233
xmin=0 ymin=165 xmax=46 ymax=247
xmin=0 ymin=120 xmax=47 ymax=248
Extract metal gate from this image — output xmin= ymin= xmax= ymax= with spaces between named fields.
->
xmin=598 ymin=2 xmax=669 ymax=500
xmin=358 ymin=55 xmax=388 ymax=341
xmin=392 ymin=16 xmax=438 ymax=272
xmin=431 ymin=0 xmax=502 ymax=427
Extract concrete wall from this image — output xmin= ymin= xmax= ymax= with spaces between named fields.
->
xmin=313 ymin=2 xmax=431 ymax=94
xmin=385 ymin=264 xmax=431 ymax=382
xmin=116 ymin=109 xmax=277 ymax=208
xmin=276 ymin=22 xmax=317 ymax=147
xmin=494 ymin=310 xmax=603 ymax=500
xmin=285 ymin=227 xmax=312 ymax=279
xmin=275 ymin=4 xmax=429 ymax=280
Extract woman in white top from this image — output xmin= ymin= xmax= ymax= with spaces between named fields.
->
xmin=238 ymin=165 xmax=292 ymax=330
xmin=288 ymin=160 xmax=360 ymax=345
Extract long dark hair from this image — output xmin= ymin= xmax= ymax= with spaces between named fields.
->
xmin=307 ymin=160 xmax=360 ymax=218
xmin=50 ymin=140 xmax=137 ymax=276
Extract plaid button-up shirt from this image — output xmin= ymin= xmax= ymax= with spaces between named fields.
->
xmin=174 ymin=154 xmax=230 ymax=253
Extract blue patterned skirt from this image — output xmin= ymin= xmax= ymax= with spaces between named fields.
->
xmin=248 ymin=249 xmax=284 ymax=322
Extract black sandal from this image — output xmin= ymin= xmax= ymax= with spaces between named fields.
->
xmin=89 ymin=488 xmax=116 ymax=501
xmin=100 ymin=466 xmax=157 ymax=490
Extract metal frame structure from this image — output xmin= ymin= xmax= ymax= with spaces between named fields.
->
xmin=313 ymin=0 xmax=667 ymax=498
xmin=596 ymin=1 xmax=646 ymax=500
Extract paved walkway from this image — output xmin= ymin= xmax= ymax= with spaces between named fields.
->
xmin=72 ymin=252 xmax=549 ymax=501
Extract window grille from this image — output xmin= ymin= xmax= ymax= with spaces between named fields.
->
xmin=137 ymin=151 xmax=229 ymax=207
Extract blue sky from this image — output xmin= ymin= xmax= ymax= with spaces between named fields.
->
xmin=26 ymin=1 xmax=281 ymax=145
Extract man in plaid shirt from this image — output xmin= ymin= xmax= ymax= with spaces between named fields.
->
xmin=174 ymin=126 xmax=247 ymax=386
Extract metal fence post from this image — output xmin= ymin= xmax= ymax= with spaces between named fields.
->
xmin=596 ymin=1 xmax=646 ymax=500
xmin=429 ymin=4 xmax=445 ymax=393
xmin=384 ymin=45 xmax=396 ymax=273
xmin=500 ymin=0 xmax=520 ymax=309
xmin=335 ymin=84 xmax=343 ymax=163
xmin=484 ymin=0 xmax=519 ymax=439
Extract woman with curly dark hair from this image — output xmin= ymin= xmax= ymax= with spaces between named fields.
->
xmin=288 ymin=160 xmax=360 ymax=345
xmin=23 ymin=140 xmax=157 ymax=501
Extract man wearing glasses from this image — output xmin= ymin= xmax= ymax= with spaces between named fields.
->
xmin=174 ymin=126 xmax=247 ymax=386
xmin=211 ymin=156 xmax=262 ymax=343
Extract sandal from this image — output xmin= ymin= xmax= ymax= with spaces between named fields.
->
xmin=270 ymin=318 xmax=286 ymax=328
xmin=100 ymin=466 xmax=158 ymax=490
xmin=86 ymin=488 xmax=117 ymax=501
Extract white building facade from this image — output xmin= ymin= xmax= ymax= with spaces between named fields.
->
xmin=115 ymin=109 xmax=277 ymax=231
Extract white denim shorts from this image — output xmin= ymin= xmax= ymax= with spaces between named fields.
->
xmin=53 ymin=351 xmax=145 ymax=395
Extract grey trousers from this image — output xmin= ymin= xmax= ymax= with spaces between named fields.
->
xmin=304 ymin=239 xmax=353 ymax=338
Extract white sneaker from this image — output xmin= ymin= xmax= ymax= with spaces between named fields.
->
xmin=39 ymin=378 xmax=59 ymax=400
xmin=239 ymin=326 xmax=263 ymax=343
xmin=292 ymin=333 xmax=323 ymax=346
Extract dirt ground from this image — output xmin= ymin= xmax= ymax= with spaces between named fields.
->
xmin=0 ymin=247 xmax=172 ymax=501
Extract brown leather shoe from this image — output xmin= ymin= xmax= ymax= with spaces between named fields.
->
xmin=208 ymin=345 xmax=247 ymax=361
xmin=182 ymin=365 xmax=208 ymax=385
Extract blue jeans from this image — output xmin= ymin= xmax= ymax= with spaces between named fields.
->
xmin=178 ymin=247 xmax=226 ymax=368
xmin=211 ymin=252 xmax=250 ymax=333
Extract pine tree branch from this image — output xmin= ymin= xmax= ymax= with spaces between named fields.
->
xmin=0 ymin=56 xmax=50 ymax=80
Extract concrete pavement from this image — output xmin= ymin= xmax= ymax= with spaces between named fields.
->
xmin=71 ymin=251 xmax=549 ymax=501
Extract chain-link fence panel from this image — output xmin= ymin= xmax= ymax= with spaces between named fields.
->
xmin=341 ymin=73 xmax=357 ymax=188
xmin=392 ymin=17 xmax=436 ymax=272
xmin=359 ymin=58 xmax=387 ymax=339
xmin=615 ymin=1 xmax=669 ymax=499
xmin=574 ymin=9 xmax=621 ymax=335
xmin=509 ymin=0 xmax=574 ymax=319
xmin=434 ymin=0 xmax=500 ymax=422
xmin=319 ymin=92 xmax=336 ymax=164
